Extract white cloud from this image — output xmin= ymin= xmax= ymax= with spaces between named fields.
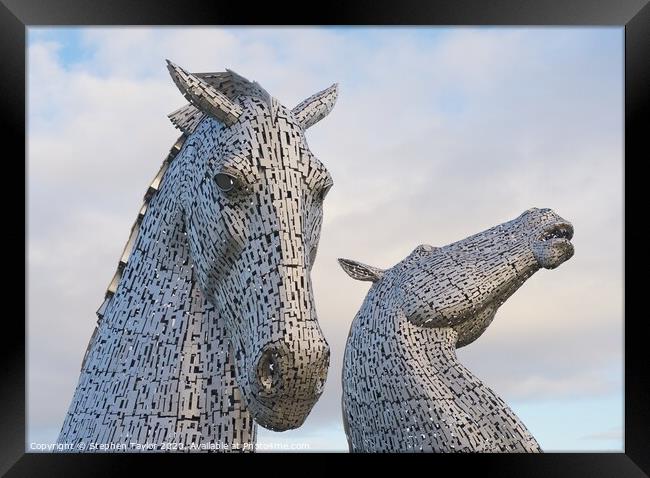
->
xmin=27 ymin=27 xmax=623 ymax=450
xmin=582 ymin=427 xmax=623 ymax=441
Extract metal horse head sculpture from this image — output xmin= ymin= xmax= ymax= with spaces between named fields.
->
xmin=339 ymin=208 xmax=574 ymax=452
xmin=166 ymin=62 xmax=335 ymax=429
xmin=58 ymin=62 xmax=337 ymax=450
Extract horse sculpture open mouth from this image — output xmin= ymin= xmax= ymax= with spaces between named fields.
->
xmin=533 ymin=220 xmax=575 ymax=269
xmin=539 ymin=222 xmax=574 ymax=242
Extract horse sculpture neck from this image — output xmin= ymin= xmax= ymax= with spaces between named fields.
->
xmin=57 ymin=133 xmax=256 ymax=452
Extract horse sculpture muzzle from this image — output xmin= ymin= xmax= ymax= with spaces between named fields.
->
xmin=251 ymin=335 xmax=330 ymax=398
xmin=530 ymin=214 xmax=575 ymax=269
xmin=216 ymin=255 xmax=331 ymax=431
xmin=244 ymin=326 xmax=330 ymax=430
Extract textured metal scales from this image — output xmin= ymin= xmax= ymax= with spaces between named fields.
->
xmin=57 ymin=61 xmax=338 ymax=452
xmin=339 ymin=208 xmax=575 ymax=452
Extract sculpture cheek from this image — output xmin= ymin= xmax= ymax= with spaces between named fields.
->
xmin=400 ymin=282 xmax=475 ymax=329
xmin=403 ymin=301 xmax=445 ymax=328
xmin=399 ymin=287 xmax=433 ymax=327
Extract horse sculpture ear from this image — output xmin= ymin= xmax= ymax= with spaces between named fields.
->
xmin=338 ymin=258 xmax=385 ymax=283
xmin=166 ymin=60 xmax=243 ymax=126
xmin=291 ymin=84 xmax=338 ymax=130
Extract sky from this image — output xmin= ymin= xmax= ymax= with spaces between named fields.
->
xmin=27 ymin=26 xmax=623 ymax=452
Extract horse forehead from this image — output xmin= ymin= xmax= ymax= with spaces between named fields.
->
xmin=223 ymin=101 xmax=303 ymax=149
xmin=234 ymin=101 xmax=329 ymax=180
xmin=238 ymin=96 xmax=300 ymax=130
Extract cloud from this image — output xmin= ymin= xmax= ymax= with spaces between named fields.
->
xmin=27 ymin=27 xmax=623 ymax=451
xmin=582 ymin=427 xmax=623 ymax=441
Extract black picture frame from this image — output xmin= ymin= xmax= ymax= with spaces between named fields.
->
xmin=4 ymin=0 xmax=647 ymax=475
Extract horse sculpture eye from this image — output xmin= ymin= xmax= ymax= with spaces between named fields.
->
xmin=215 ymin=173 xmax=236 ymax=192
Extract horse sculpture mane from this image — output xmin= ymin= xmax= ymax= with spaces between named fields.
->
xmin=59 ymin=62 xmax=338 ymax=452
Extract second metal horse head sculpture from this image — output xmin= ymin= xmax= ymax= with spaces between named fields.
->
xmin=339 ymin=208 xmax=575 ymax=452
